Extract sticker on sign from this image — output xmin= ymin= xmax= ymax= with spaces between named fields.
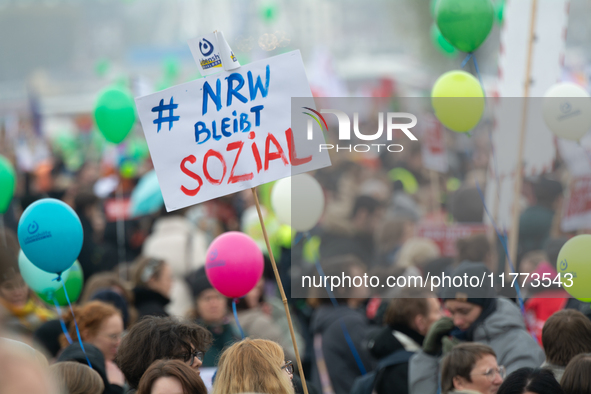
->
xmin=135 ymin=50 xmax=331 ymax=212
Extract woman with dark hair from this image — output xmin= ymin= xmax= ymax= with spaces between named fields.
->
xmin=309 ymin=255 xmax=375 ymax=394
xmin=560 ymin=353 xmax=591 ymax=394
xmin=132 ymin=256 xmax=173 ymax=319
xmin=497 ymin=368 xmax=564 ymax=394
xmin=137 ymin=360 xmax=207 ymax=394
xmin=185 ymin=266 xmax=241 ymax=367
xmin=115 ymin=315 xmax=212 ymax=391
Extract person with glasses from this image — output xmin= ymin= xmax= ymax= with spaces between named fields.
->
xmin=212 ymin=338 xmax=294 ymax=394
xmin=410 ymin=263 xmax=545 ymax=394
xmin=115 ymin=316 xmax=212 ymax=392
xmin=441 ymin=343 xmax=505 ymax=394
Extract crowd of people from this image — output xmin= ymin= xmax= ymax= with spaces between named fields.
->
xmin=1 ymin=122 xmax=590 ymax=394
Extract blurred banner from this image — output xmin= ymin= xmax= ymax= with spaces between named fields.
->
xmin=486 ymin=0 xmax=570 ymax=230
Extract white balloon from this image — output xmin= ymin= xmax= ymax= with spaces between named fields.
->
xmin=542 ymin=83 xmax=591 ymax=141
xmin=271 ymin=174 xmax=325 ymax=232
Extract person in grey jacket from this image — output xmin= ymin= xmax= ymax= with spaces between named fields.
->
xmin=409 ymin=263 xmax=545 ymax=394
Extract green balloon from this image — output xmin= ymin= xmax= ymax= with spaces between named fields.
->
xmin=37 ymin=261 xmax=84 ymax=306
xmin=94 ymin=87 xmax=136 ymax=144
xmin=430 ymin=24 xmax=458 ymax=57
xmin=261 ymin=4 xmax=277 ymax=22
xmin=556 ymin=235 xmax=591 ymax=302
xmin=436 ymin=0 xmax=494 ymax=53
xmin=0 ymin=155 xmax=16 ymax=214
xmin=163 ymin=57 xmax=180 ymax=80
xmin=95 ymin=58 xmax=110 ymax=77
xmin=495 ymin=0 xmax=504 ymax=24
xmin=430 ymin=0 xmax=439 ymax=17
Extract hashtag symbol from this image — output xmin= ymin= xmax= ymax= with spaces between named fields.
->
xmin=151 ymin=97 xmax=180 ymax=132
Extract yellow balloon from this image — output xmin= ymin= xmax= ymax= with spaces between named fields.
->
xmin=431 ymin=71 xmax=485 ymax=133
xmin=557 ymin=234 xmax=591 ymax=302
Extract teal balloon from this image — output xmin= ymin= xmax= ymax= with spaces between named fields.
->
xmin=37 ymin=261 xmax=83 ymax=306
xmin=436 ymin=0 xmax=494 ymax=53
xmin=94 ymin=87 xmax=136 ymax=144
xmin=130 ymin=170 xmax=164 ymax=217
xmin=430 ymin=24 xmax=458 ymax=57
xmin=0 ymin=155 xmax=16 ymax=214
xmin=19 ymin=250 xmax=64 ymax=296
xmin=17 ymin=198 xmax=83 ymax=274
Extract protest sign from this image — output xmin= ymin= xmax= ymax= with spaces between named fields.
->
xmin=416 ymin=222 xmax=489 ymax=257
xmin=135 ymin=50 xmax=331 ymax=212
xmin=421 ymin=114 xmax=448 ymax=173
xmin=561 ymin=176 xmax=591 ymax=232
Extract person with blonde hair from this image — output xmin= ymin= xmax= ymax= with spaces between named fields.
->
xmin=50 ymin=361 xmax=105 ymax=394
xmin=212 ymin=338 xmax=294 ymax=394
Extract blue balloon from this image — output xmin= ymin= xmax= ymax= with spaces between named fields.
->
xmin=18 ymin=249 xmax=73 ymax=297
xmin=17 ymin=198 xmax=83 ymax=274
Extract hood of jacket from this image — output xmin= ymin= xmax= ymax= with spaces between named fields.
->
xmin=472 ymin=298 xmax=526 ymax=341
xmin=310 ymin=305 xmax=365 ymax=334
xmin=133 ymin=287 xmax=170 ymax=307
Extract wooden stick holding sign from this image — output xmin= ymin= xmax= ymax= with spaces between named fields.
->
xmin=507 ymin=0 xmax=538 ymax=274
xmin=251 ymin=187 xmax=309 ymax=394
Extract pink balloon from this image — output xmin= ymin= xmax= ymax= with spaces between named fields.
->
xmin=205 ymin=232 xmax=264 ymax=298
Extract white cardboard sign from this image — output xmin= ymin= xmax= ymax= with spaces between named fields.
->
xmin=135 ymin=51 xmax=331 ymax=211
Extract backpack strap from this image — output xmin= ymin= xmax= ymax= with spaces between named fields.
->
xmin=370 ymin=350 xmax=414 ymax=393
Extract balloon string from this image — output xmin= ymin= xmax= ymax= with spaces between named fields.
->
xmin=232 ymin=298 xmax=246 ymax=339
xmin=472 ymin=55 xmax=485 ymax=90
xmin=461 ymin=53 xmax=485 ymax=94
xmin=52 ymin=296 xmax=73 ymax=345
xmin=475 ymin=182 xmax=538 ymax=343
xmin=61 ymin=277 xmax=93 ymax=368
xmin=461 ymin=53 xmax=473 ymax=68
xmin=309 ymin=236 xmax=367 ymax=375
xmin=293 ymin=231 xmax=306 ymax=247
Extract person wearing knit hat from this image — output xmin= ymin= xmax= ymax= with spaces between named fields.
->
xmin=409 ymin=262 xmax=545 ymax=394
xmin=185 ymin=267 xmax=241 ymax=367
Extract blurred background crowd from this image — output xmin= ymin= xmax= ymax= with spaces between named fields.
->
xmin=2 ymin=1 xmax=591 ymax=394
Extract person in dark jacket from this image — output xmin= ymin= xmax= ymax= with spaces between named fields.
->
xmin=131 ymin=256 xmax=172 ymax=319
xmin=409 ymin=263 xmax=545 ymax=394
xmin=57 ymin=342 xmax=124 ymax=394
xmin=185 ymin=267 xmax=241 ymax=367
xmin=369 ymin=290 xmax=443 ymax=394
xmin=309 ymin=255 xmax=375 ymax=394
